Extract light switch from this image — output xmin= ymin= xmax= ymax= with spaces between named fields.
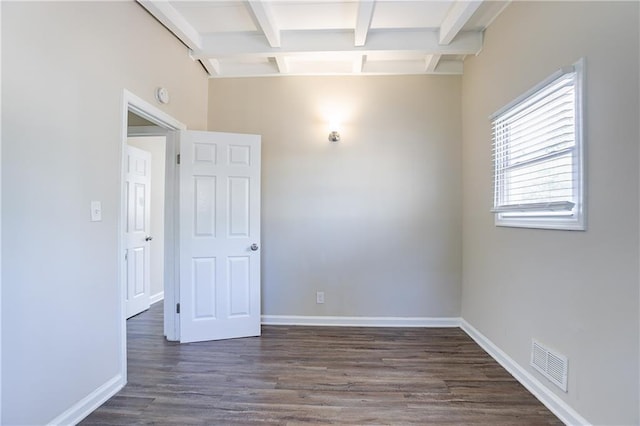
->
xmin=91 ymin=201 xmax=102 ymax=222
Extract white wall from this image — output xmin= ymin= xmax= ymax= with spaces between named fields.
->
xmin=461 ymin=2 xmax=639 ymax=424
xmin=1 ymin=2 xmax=207 ymax=424
xmin=127 ymin=136 xmax=166 ymax=301
xmin=209 ymin=76 xmax=462 ymax=319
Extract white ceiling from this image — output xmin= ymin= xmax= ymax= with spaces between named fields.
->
xmin=138 ymin=0 xmax=509 ymax=78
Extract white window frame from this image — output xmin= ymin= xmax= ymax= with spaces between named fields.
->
xmin=491 ymin=58 xmax=585 ymax=231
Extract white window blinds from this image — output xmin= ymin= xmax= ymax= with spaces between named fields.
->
xmin=491 ymin=59 xmax=584 ymax=230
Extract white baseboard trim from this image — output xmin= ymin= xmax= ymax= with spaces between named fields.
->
xmin=262 ymin=315 xmax=461 ymax=328
xmin=460 ymin=319 xmax=590 ymax=426
xmin=150 ymin=291 xmax=164 ymax=305
xmin=48 ymin=374 xmax=124 ymax=426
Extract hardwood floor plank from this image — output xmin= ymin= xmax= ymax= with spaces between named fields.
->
xmin=81 ymin=303 xmax=562 ymax=425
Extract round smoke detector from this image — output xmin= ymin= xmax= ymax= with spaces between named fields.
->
xmin=155 ymin=87 xmax=170 ymax=104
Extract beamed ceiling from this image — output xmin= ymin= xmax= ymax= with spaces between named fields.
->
xmin=138 ymin=0 xmax=510 ymax=78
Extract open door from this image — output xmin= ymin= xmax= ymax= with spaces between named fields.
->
xmin=178 ymin=130 xmax=261 ymax=343
xmin=124 ymin=145 xmax=152 ymax=318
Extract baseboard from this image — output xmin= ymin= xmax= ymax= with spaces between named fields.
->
xmin=47 ymin=374 xmax=124 ymax=426
xmin=150 ymin=291 xmax=164 ymax=305
xmin=261 ymin=315 xmax=461 ymax=328
xmin=460 ymin=319 xmax=590 ymax=426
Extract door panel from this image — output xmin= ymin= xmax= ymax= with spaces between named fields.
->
xmin=179 ymin=130 xmax=261 ymax=343
xmin=193 ymin=257 xmax=216 ymax=319
xmin=125 ymin=145 xmax=152 ymax=319
xmin=228 ymin=177 xmax=250 ymax=237
xmin=194 ymin=177 xmax=216 ymax=236
xmin=228 ymin=256 xmax=250 ymax=316
xmin=134 ymin=183 xmax=146 ymax=230
xmin=133 ymin=248 xmax=145 ymax=295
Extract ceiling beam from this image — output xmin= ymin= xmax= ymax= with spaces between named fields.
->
xmin=354 ymin=0 xmax=376 ymax=47
xmin=246 ymin=0 xmax=281 ymax=48
xmin=200 ymin=58 xmax=221 ymax=76
xmin=207 ymin=58 xmax=464 ymax=78
xmin=362 ymin=59 xmax=433 ymax=75
xmin=213 ymin=61 xmax=281 ymax=77
xmin=137 ymin=0 xmax=202 ymax=50
xmin=193 ymin=29 xmax=483 ymax=60
xmin=275 ymin=56 xmax=290 ymax=73
xmin=439 ymin=1 xmax=483 ymax=45
xmin=208 ymin=69 xmax=466 ymax=79
xmin=426 ymin=59 xmax=463 ymax=75
xmin=424 ymin=54 xmax=442 ymax=73
xmin=353 ymin=55 xmax=366 ymax=73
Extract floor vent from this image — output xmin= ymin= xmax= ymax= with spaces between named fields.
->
xmin=530 ymin=340 xmax=568 ymax=392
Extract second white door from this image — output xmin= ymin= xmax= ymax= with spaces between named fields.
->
xmin=125 ymin=145 xmax=152 ymax=318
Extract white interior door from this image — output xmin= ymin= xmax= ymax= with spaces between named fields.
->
xmin=179 ymin=130 xmax=261 ymax=343
xmin=125 ymin=145 xmax=152 ymax=318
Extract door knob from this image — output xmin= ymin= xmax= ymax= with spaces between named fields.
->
xmin=250 ymin=243 xmax=259 ymax=251
xmin=145 ymin=236 xmax=153 ymax=242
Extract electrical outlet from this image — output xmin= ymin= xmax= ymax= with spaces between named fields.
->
xmin=316 ymin=291 xmax=325 ymax=304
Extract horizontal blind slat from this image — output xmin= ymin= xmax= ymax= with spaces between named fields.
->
xmin=500 ymin=113 xmax=574 ymax=148
xmin=499 ymin=88 xmax=574 ymax=132
xmin=496 ymin=74 xmax=575 ymax=122
xmin=497 ymin=147 xmax=574 ymax=172
xmin=493 ymin=107 xmax=575 ymax=155
xmin=491 ymin=201 xmax=575 ymax=213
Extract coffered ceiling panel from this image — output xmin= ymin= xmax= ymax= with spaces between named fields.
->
xmin=369 ymin=1 xmax=450 ymax=29
xmin=138 ymin=0 xmax=510 ymax=78
xmin=173 ymin=1 xmax=259 ymax=33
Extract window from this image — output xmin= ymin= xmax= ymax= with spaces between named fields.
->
xmin=491 ymin=59 xmax=585 ymax=230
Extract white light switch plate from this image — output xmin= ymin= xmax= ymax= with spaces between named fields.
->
xmin=91 ymin=201 xmax=102 ymax=222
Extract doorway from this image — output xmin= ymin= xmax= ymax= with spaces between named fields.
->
xmin=119 ymin=90 xmax=185 ymax=383
xmin=119 ymin=91 xmax=262 ymax=376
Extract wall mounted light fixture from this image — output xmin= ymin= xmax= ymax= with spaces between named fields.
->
xmin=328 ymin=130 xmax=340 ymax=142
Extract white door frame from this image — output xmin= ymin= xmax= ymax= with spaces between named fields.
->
xmin=119 ymin=90 xmax=185 ymax=384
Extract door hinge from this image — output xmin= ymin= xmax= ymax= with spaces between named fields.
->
xmin=176 ymin=303 xmax=180 ymax=314
xmin=177 ymin=154 xmax=181 ymax=165
xmin=124 ymin=252 xmax=128 ymax=261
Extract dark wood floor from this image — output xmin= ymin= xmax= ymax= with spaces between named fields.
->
xmin=81 ymin=303 xmax=561 ymax=425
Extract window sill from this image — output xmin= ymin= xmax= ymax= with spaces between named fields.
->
xmin=495 ymin=216 xmax=585 ymax=231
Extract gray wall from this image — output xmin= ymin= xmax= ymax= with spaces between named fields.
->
xmin=209 ymin=76 xmax=463 ymax=318
xmin=461 ymin=2 xmax=639 ymax=424
xmin=1 ymin=2 xmax=208 ymax=424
